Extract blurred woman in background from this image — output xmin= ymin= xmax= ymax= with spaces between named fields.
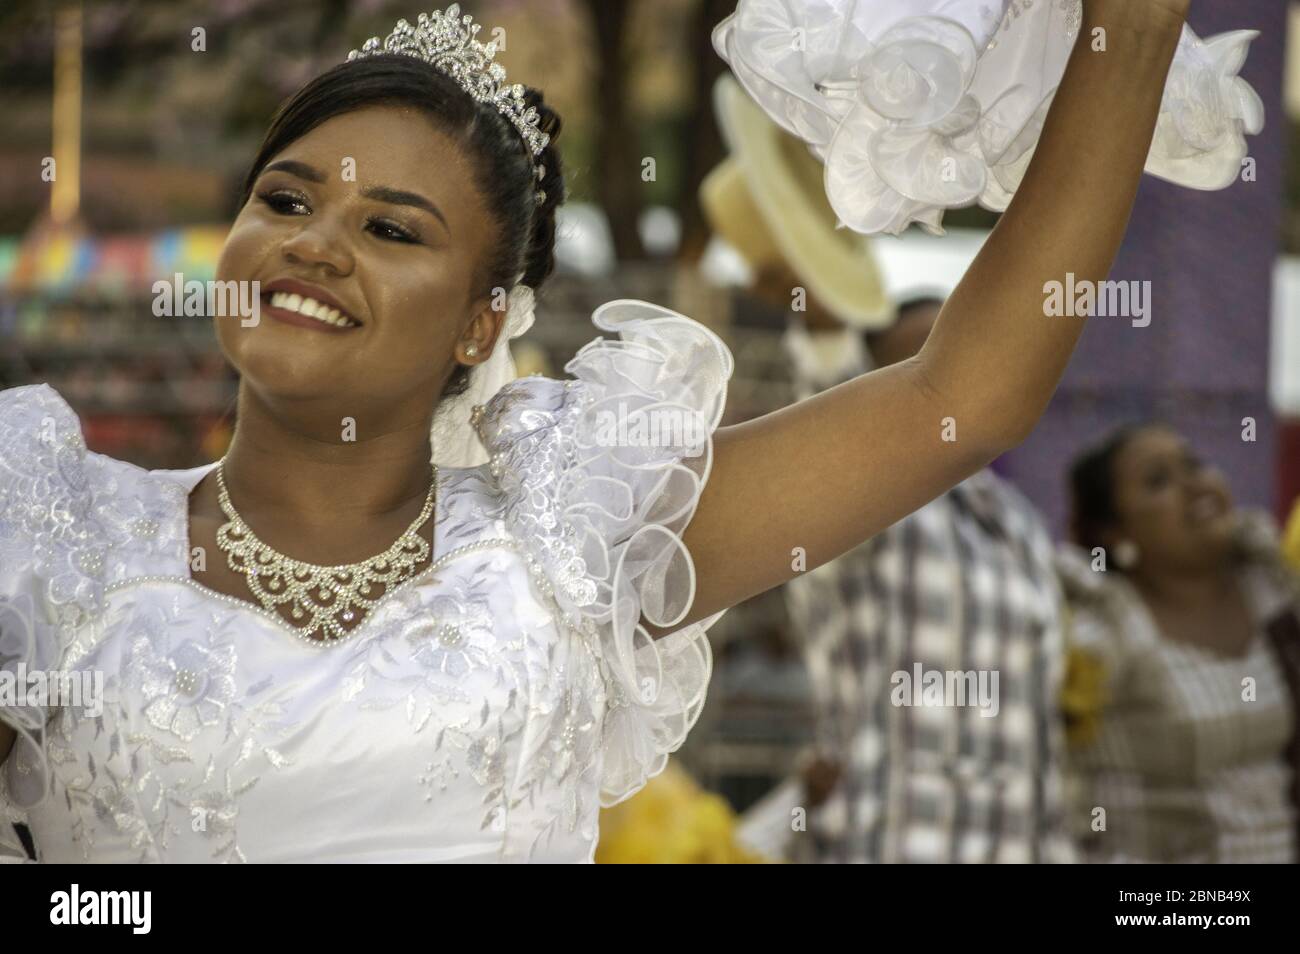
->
xmin=1059 ymin=423 xmax=1300 ymax=863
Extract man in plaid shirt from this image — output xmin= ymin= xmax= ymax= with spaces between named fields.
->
xmin=782 ymin=296 xmax=1076 ymax=864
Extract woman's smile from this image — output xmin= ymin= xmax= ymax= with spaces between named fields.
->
xmin=259 ymin=279 xmax=363 ymax=334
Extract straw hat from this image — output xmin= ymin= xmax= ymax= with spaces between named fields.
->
xmin=700 ymin=74 xmax=892 ymax=329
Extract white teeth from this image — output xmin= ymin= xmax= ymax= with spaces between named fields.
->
xmin=269 ymin=291 xmax=357 ymax=327
xmin=1191 ymin=497 xmax=1221 ymax=521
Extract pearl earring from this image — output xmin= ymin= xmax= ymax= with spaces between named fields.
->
xmin=1113 ymin=540 xmax=1139 ymax=569
xmin=464 ymin=344 xmax=479 ymax=359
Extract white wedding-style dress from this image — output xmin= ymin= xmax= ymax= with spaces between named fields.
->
xmin=1 ymin=1 xmax=1264 ymax=865
xmin=0 ymin=302 xmax=733 ymax=863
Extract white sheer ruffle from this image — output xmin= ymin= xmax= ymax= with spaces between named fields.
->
xmin=713 ymin=0 xmax=1263 ymax=235
xmin=474 ymin=301 xmax=734 ymax=805
xmin=0 ymin=385 xmax=105 ymax=861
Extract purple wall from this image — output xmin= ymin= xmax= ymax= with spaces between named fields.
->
xmin=997 ymin=0 xmax=1289 ymax=538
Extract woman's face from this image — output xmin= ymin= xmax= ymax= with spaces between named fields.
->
xmin=214 ymin=104 xmax=502 ymax=423
xmin=1106 ymin=426 xmax=1237 ymax=573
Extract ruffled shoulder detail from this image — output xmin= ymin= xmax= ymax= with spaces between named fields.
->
xmin=0 ymin=385 xmax=107 ymax=842
xmin=474 ymin=300 xmax=734 ymax=806
xmin=0 ymin=384 xmax=107 ymax=626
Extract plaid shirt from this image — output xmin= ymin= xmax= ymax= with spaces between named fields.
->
xmin=781 ymin=323 xmax=1075 ymax=863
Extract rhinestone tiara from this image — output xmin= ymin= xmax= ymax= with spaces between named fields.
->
xmin=346 ymin=5 xmax=550 ymax=205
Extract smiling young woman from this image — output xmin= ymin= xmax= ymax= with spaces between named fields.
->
xmin=0 ymin=0 xmax=1248 ymax=863
xmin=1061 ymin=424 xmax=1300 ymax=862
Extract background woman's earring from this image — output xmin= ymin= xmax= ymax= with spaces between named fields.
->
xmin=464 ymin=344 xmax=479 ymax=359
xmin=1113 ymin=540 xmax=1139 ymax=569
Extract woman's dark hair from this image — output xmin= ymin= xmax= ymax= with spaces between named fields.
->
xmin=894 ymin=294 xmax=946 ymax=322
xmin=1068 ymin=422 xmax=1158 ymax=555
xmin=237 ymin=54 xmax=566 ymax=397
xmin=865 ymin=294 xmax=944 ymax=353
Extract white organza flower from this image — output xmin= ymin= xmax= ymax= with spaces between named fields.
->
xmin=714 ymin=0 xmax=1004 ymax=235
xmin=713 ymin=0 xmax=1265 ymax=236
xmin=1147 ymin=29 xmax=1265 ymax=190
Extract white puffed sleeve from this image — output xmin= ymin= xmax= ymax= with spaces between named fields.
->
xmin=0 ymin=385 xmax=105 ymax=861
xmin=473 ymin=300 xmax=734 ymax=806
xmin=713 ymin=1 xmax=1264 ymax=236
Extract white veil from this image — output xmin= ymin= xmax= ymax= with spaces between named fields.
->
xmin=429 ymin=279 xmax=537 ymax=468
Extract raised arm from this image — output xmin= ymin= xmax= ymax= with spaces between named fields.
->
xmin=661 ymin=0 xmax=1188 ymax=635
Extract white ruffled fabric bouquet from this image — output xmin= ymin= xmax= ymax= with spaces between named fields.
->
xmin=712 ymin=0 xmax=1264 ymax=235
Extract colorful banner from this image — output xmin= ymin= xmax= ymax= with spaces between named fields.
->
xmin=0 ymin=225 xmax=229 ymax=296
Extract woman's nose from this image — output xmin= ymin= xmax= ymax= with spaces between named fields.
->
xmin=281 ymin=218 xmax=354 ymax=276
xmin=1185 ymin=466 xmax=1227 ymax=500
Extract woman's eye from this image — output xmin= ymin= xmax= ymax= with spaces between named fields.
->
xmin=258 ymin=191 xmax=310 ymax=215
xmin=366 ymin=218 xmax=420 ymax=244
xmin=1144 ymin=467 xmax=1171 ymax=491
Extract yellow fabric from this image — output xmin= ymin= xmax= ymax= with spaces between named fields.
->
xmin=1060 ymin=638 xmax=1108 ymax=750
xmin=595 ymin=760 xmax=769 ymax=864
xmin=1283 ymin=498 xmax=1300 ymax=576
